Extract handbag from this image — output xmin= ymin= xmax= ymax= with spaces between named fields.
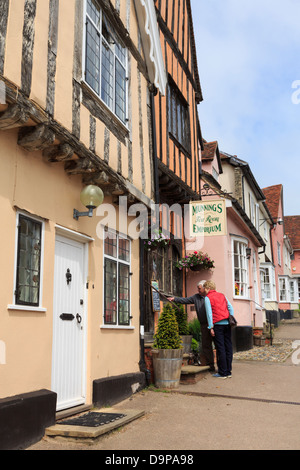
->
xmin=228 ymin=314 xmax=237 ymax=327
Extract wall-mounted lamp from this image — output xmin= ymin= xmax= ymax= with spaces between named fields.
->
xmin=246 ymin=247 xmax=252 ymax=259
xmin=259 ymin=217 xmax=283 ymax=227
xmin=73 ymin=185 xmax=104 ymax=220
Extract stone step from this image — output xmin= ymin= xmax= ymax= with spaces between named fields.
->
xmin=180 ymin=365 xmax=210 ymax=385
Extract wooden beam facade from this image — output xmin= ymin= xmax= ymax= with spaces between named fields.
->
xmin=0 ymin=0 xmax=155 ymax=205
xmin=154 ymin=0 xmax=202 ymax=201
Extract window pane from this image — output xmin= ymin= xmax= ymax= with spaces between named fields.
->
xmin=118 ymin=237 xmax=130 ymax=262
xmin=104 ymin=235 xmax=117 ymax=258
xmin=86 ymin=0 xmax=100 ymax=27
xmin=177 ymin=102 xmax=182 ymax=143
xmin=119 ymin=264 xmax=130 ymax=325
xmin=101 ymin=40 xmax=114 ymax=109
xmin=233 ymin=240 xmax=247 ymax=297
xmin=104 ymin=259 xmax=117 ymax=324
xmin=115 ymin=59 xmax=126 ymax=122
xmin=86 ymin=19 xmax=100 ymax=95
xmin=16 ymin=216 xmax=41 ymax=306
xmin=115 ymin=41 xmax=126 ymax=65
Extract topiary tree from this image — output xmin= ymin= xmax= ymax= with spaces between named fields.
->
xmin=174 ymin=303 xmax=190 ymax=335
xmin=153 ymin=303 xmax=182 ymax=350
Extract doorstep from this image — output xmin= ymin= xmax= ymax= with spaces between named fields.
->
xmin=45 ymin=408 xmax=145 ymax=441
xmin=180 ymin=365 xmax=210 ymax=385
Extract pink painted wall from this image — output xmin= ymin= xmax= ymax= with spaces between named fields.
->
xmin=185 ymin=205 xmax=264 ymax=327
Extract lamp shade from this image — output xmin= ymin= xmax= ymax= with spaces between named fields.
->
xmin=80 ymin=185 xmax=104 ymax=209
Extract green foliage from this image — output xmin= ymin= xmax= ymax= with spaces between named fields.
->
xmin=191 ymin=338 xmax=199 ymax=352
xmin=153 ymin=303 xmax=182 ymax=350
xmin=174 ymin=303 xmax=190 ymax=335
xmin=188 ymin=317 xmax=202 ymax=343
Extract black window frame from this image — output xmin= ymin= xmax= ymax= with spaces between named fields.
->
xmin=167 ymin=77 xmax=191 ymax=155
xmin=15 ymin=214 xmax=42 ymax=307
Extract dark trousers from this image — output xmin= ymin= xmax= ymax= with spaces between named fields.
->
xmin=200 ymin=323 xmax=215 ymax=369
xmin=213 ymin=324 xmax=233 ymax=377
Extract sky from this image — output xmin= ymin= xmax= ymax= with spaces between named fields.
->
xmin=190 ymin=0 xmax=300 ymax=216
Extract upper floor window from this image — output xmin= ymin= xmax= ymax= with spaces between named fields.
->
xmin=277 ymin=242 xmax=281 ymax=266
xmin=249 ymin=194 xmax=259 ymax=230
xmin=15 ymin=214 xmax=42 ymax=307
xmin=168 ymin=81 xmax=191 ymax=153
xmin=84 ymin=0 xmax=128 ymax=123
xmin=232 ymin=238 xmax=248 ymax=298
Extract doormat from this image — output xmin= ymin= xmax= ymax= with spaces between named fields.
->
xmin=59 ymin=412 xmax=126 ymax=428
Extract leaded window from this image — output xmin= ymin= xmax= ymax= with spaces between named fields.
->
xmin=15 ymin=215 xmax=42 ymax=306
xmin=168 ymin=81 xmax=191 ymax=153
xmin=151 ymin=245 xmax=182 ymax=296
xmin=104 ymin=231 xmax=131 ymax=326
xmin=85 ymin=0 xmax=128 ymax=123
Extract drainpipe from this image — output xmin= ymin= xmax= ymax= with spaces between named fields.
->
xmin=139 ymin=236 xmax=151 ymax=385
xmin=150 ymin=86 xmax=160 ymax=205
xmin=138 ymin=86 xmax=160 ymax=386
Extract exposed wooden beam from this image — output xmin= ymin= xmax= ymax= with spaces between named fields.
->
xmin=42 ymin=143 xmax=74 ymax=162
xmin=0 ymin=103 xmax=29 ymax=129
xmin=18 ymin=123 xmax=55 ymax=151
xmin=64 ymin=158 xmax=97 ymax=175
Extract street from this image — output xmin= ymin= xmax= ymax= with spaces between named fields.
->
xmin=28 ymin=321 xmax=300 ymax=451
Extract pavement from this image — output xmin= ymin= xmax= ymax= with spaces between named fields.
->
xmin=28 ymin=320 xmax=300 ymax=451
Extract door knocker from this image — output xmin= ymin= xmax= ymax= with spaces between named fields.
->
xmin=66 ymin=269 xmax=72 ymax=285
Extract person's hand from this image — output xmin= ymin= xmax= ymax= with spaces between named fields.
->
xmin=210 ymin=328 xmax=215 ymax=337
xmin=168 ymin=297 xmax=174 ymax=302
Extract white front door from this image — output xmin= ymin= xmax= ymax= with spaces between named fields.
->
xmin=52 ymin=235 xmax=87 ymax=411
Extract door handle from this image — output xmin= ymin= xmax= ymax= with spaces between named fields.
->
xmin=76 ymin=313 xmax=82 ymax=324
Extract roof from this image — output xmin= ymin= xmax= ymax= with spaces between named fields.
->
xmin=202 ymin=141 xmax=223 ymax=174
xmin=262 ymin=184 xmax=283 ymax=220
xmin=284 ymin=216 xmax=300 ymax=250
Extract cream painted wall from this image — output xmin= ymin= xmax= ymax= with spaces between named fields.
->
xmin=0 ymin=130 xmax=141 ymax=402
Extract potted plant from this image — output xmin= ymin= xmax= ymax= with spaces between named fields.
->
xmin=174 ymin=303 xmax=193 ymax=354
xmin=152 ymin=303 xmax=183 ymax=389
xmin=175 ymin=251 xmax=215 ymax=271
xmin=144 ymin=228 xmax=170 ymax=251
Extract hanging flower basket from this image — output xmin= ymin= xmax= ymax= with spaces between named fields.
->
xmin=175 ymin=251 xmax=215 ymax=271
xmin=144 ymin=229 xmax=171 ymax=251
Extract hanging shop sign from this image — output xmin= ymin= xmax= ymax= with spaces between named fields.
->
xmin=190 ymin=199 xmax=227 ymax=237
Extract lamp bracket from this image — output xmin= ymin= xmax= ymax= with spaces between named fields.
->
xmin=73 ymin=207 xmax=94 ymax=220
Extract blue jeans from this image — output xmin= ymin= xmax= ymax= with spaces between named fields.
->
xmin=213 ymin=324 xmax=233 ymax=377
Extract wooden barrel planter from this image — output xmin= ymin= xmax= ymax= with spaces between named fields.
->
xmin=152 ymin=349 xmax=183 ymax=389
xmin=181 ymin=335 xmax=193 ymax=354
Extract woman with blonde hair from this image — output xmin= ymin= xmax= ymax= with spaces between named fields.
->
xmin=203 ymin=280 xmax=235 ymax=379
